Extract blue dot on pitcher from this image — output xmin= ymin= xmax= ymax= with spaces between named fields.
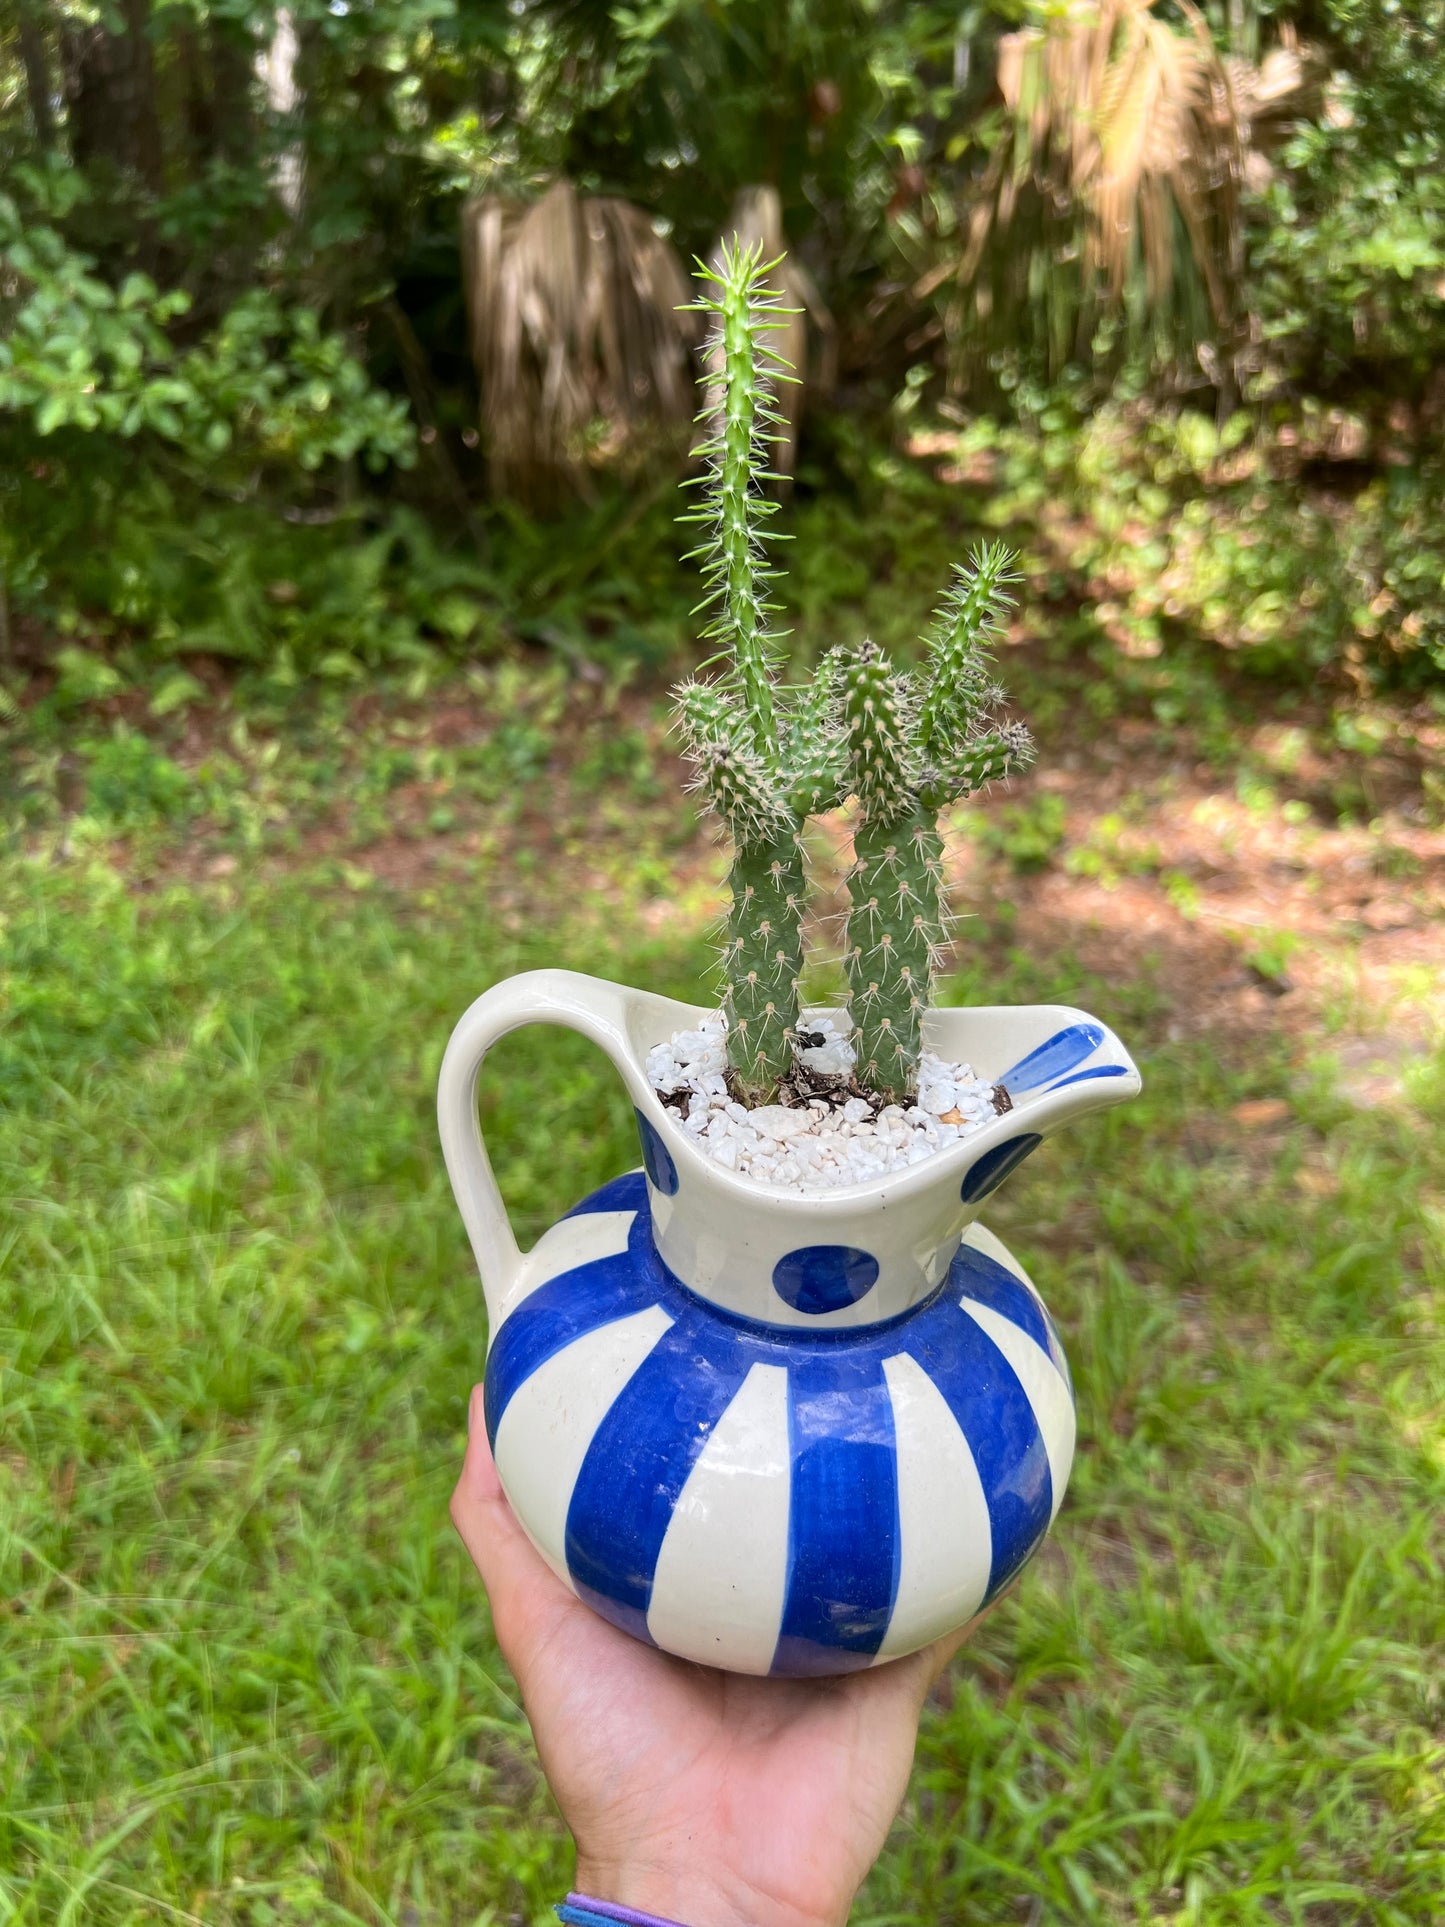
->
xmin=634 ymin=1108 xmax=679 ymax=1196
xmin=772 ymin=1245 xmax=880 ymax=1316
xmin=960 ymin=1133 xmax=1043 ymax=1204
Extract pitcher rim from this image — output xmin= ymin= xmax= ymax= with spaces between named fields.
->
xmin=625 ymin=991 xmax=1142 ymax=1212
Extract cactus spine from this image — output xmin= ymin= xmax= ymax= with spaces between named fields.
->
xmin=839 ymin=546 xmax=1035 ymax=1103
xmin=676 ymin=243 xmax=844 ymax=1102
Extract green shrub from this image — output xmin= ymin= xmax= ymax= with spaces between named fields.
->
xmin=968 ymin=394 xmax=1445 ymax=687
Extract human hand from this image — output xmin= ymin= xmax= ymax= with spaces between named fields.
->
xmin=452 ymin=1384 xmax=989 ymax=1927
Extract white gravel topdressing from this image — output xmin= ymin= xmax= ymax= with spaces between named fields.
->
xmin=647 ymin=1010 xmax=1008 ymax=1193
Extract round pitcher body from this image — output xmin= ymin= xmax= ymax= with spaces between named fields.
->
xmin=484 ymin=1169 xmax=1076 ymax=1678
xmin=439 ymin=970 xmax=1140 ymax=1678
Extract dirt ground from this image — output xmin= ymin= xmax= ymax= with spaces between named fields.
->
xmin=75 ymin=653 xmax=1444 ymax=1107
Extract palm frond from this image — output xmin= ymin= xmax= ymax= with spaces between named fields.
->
xmin=461 ymin=179 xmax=701 ymax=505
xmin=951 ymin=1 xmax=1321 ymax=362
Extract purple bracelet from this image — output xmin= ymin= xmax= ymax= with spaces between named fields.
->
xmin=557 ymin=1894 xmax=693 ymax=1927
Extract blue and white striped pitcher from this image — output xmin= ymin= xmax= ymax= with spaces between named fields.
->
xmin=438 ymin=971 xmax=1140 ymax=1678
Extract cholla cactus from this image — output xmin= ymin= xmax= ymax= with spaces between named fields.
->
xmin=837 ymin=548 xmax=1034 ymax=1102
xmin=675 ymin=243 xmax=845 ymax=1102
xmin=674 ymin=249 xmax=1032 ymax=1108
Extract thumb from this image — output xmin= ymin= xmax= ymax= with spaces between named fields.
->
xmin=450 ymin=1386 xmax=578 ymax=1666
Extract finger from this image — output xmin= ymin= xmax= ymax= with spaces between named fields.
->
xmin=450 ymin=1386 xmax=577 ymax=1663
xmin=920 ymin=1624 xmax=969 ymax=1690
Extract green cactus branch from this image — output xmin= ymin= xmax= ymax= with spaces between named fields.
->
xmin=917 ymin=542 xmax=1019 ymax=754
xmin=673 ymin=255 xmax=1036 ymax=1110
xmin=837 ymin=551 xmax=1034 ymax=1103
xmin=781 ymin=658 xmax=847 ymax=818
xmin=675 ymin=242 xmax=816 ymax=1101
xmin=681 ymin=241 xmax=796 ymax=755
xmin=848 ymin=807 xmax=945 ymax=1100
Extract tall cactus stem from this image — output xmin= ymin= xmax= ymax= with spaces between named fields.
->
xmin=716 ymin=276 xmax=773 ymax=748
xmin=847 ymin=809 xmax=944 ymax=1103
xmin=722 ymin=838 xmax=807 ymax=1103
xmin=675 ymin=244 xmax=811 ymax=1099
xmin=682 ymin=241 xmax=795 ymax=756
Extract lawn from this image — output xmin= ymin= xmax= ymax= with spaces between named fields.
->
xmin=2 ymin=640 xmax=1443 ymax=1924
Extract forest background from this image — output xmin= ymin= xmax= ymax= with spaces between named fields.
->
xmin=3 ymin=0 xmax=1445 ymax=689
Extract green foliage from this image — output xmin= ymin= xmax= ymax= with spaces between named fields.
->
xmin=0 ymin=176 xmax=418 ymax=662
xmin=1251 ymin=1 xmax=1445 ymax=393
xmin=5 ymin=0 xmax=1445 ymax=699
xmin=453 ymin=0 xmax=904 ymax=269
xmin=2 ymin=478 xmax=499 ymax=671
xmin=946 ymin=391 xmax=1445 ymax=687
xmin=0 ymin=192 xmax=414 ymax=471
xmin=974 ymin=790 xmax=1069 ymax=872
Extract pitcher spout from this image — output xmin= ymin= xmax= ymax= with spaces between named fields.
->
xmin=946 ymin=1006 xmax=1143 ymax=1208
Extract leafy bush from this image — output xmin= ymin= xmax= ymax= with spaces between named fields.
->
xmin=0 ymin=171 xmax=420 ymax=664
xmin=1251 ymin=1 xmax=1445 ymax=398
xmin=1 ymin=483 xmax=501 ymax=672
xmin=959 ymin=394 xmax=1445 ymax=687
xmin=0 ymin=188 xmax=414 ymax=472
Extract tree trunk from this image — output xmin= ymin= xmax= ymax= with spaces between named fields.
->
xmin=16 ymin=1 xmax=55 ymax=150
xmin=62 ymin=0 xmax=166 ymax=192
xmin=209 ymin=15 xmax=257 ymax=164
xmin=174 ymin=12 xmax=216 ymax=169
xmin=257 ymin=8 xmax=305 ymax=218
xmin=123 ymin=0 xmax=165 ymax=191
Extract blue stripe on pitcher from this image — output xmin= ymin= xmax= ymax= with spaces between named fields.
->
xmin=998 ymin=1022 xmax=1105 ymax=1092
xmin=484 ymin=1196 xmax=1072 ymax=1676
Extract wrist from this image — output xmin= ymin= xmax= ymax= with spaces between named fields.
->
xmin=573 ymin=1859 xmax=845 ymax=1927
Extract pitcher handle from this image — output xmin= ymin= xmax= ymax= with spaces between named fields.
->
xmin=437 ymin=969 xmax=654 ymax=1326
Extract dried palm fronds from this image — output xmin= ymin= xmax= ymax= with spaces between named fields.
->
xmin=462 ymin=179 xmax=701 ymax=503
xmin=707 ymin=186 xmax=835 ymax=488
xmin=1227 ymin=30 xmax=1326 ymax=195
xmin=944 ymin=1 xmax=1320 ymax=361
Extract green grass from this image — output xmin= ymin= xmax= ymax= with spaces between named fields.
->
xmin=2 ymin=762 xmax=1443 ymax=1922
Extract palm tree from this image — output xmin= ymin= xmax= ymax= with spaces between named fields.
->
xmin=919 ymin=1 xmax=1321 ymax=376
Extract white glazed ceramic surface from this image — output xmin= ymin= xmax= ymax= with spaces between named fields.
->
xmin=439 ymin=970 xmax=1141 ymax=1331
xmin=438 ymin=969 xmax=1141 ymax=1677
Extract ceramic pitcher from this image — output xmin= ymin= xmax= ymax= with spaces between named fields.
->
xmin=438 ymin=969 xmax=1140 ymax=1678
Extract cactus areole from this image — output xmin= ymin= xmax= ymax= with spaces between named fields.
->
xmin=675 ymin=243 xmax=1036 ymax=1107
